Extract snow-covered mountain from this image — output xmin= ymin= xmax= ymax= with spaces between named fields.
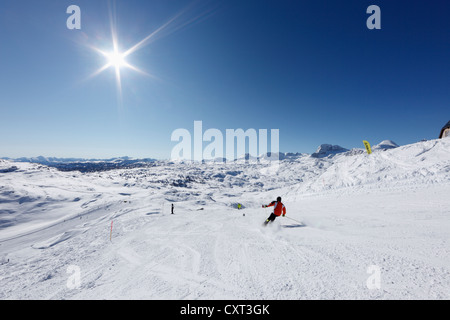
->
xmin=1 ymin=139 xmax=449 ymax=300
xmin=0 ymin=156 xmax=155 ymax=164
xmin=0 ymin=156 xmax=157 ymax=173
xmin=311 ymin=144 xmax=349 ymax=158
xmin=372 ymin=140 xmax=399 ymax=151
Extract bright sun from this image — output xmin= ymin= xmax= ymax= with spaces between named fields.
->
xmin=106 ymin=50 xmax=127 ymax=69
xmin=87 ymin=1 xmax=212 ymax=107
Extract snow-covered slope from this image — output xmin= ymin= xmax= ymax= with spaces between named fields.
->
xmin=1 ymin=139 xmax=449 ymax=299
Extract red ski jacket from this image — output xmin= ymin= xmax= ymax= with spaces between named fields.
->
xmin=266 ymin=201 xmax=286 ymax=217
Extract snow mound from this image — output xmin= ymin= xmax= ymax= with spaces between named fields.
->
xmin=373 ymin=140 xmax=399 ymax=151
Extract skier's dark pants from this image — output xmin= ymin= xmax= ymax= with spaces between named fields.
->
xmin=265 ymin=213 xmax=277 ymax=224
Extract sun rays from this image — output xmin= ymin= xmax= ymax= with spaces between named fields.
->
xmin=85 ymin=1 xmax=218 ymax=108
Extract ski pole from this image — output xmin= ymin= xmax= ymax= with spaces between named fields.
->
xmin=284 ymin=216 xmax=303 ymax=224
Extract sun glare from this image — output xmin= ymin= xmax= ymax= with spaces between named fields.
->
xmin=87 ymin=2 xmax=211 ymax=107
xmin=106 ymin=50 xmax=126 ymax=69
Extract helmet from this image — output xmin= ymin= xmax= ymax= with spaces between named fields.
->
xmin=277 ymin=196 xmax=281 ymax=202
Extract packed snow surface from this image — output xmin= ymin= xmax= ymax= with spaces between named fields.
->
xmin=1 ymin=139 xmax=449 ymax=299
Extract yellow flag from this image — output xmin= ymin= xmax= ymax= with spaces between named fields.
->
xmin=363 ymin=140 xmax=372 ymax=154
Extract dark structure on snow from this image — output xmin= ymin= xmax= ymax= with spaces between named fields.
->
xmin=439 ymin=121 xmax=450 ymax=139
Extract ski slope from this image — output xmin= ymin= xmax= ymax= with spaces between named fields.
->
xmin=1 ymin=139 xmax=449 ymax=299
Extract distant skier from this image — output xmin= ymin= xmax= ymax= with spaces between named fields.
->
xmin=262 ymin=197 xmax=286 ymax=225
xmin=171 ymin=203 xmax=174 ymax=214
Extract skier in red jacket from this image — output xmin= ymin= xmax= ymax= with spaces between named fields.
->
xmin=262 ymin=196 xmax=286 ymax=225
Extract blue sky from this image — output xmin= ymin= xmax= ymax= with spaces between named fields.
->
xmin=0 ymin=0 xmax=449 ymax=159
